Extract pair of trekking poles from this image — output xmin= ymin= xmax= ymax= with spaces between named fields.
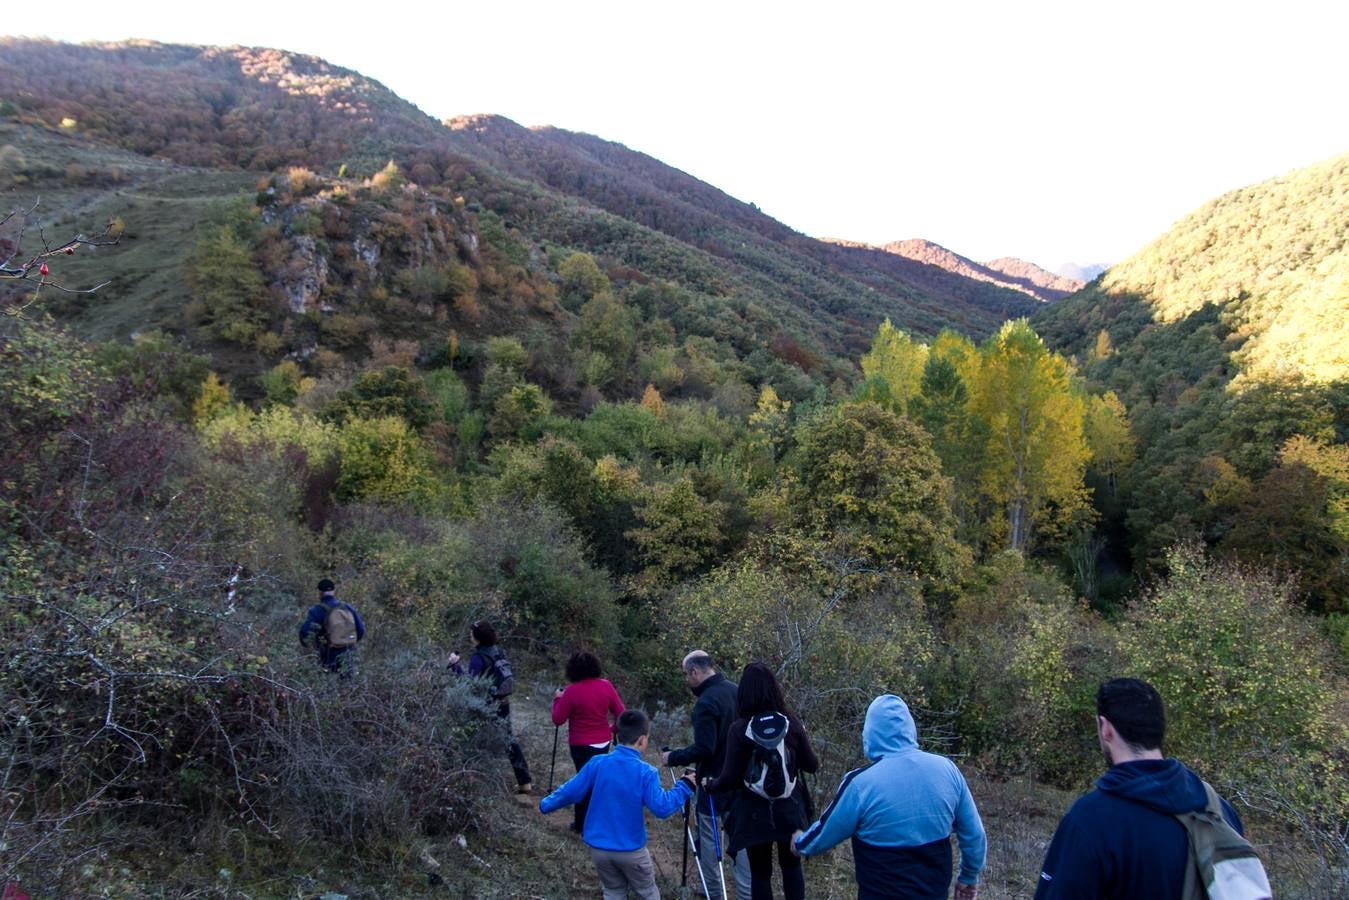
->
xmin=664 ymin=754 xmax=727 ymax=900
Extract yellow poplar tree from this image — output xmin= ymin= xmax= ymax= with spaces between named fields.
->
xmin=1082 ymin=391 xmax=1136 ymax=496
xmin=192 ymin=372 xmax=233 ymax=424
xmin=859 ymin=319 xmax=928 ymax=416
xmin=969 ymin=320 xmax=1091 ymax=552
xmin=748 ymin=385 xmax=791 ymax=463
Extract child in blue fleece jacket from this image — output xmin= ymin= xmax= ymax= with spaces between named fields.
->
xmin=794 ymin=694 xmax=986 ymax=900
xmin=540 ymin=709 xmax=694 ymax=900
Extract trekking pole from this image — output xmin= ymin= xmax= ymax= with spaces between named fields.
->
xmin=676 ymin=773 xmax=691 ymax=898
xmin=706 ymin=788 xmax=729 ymax=900
xmin=670 ymin=766 xmax=710 ymax=900
xmin=548 ymin=724 xmax=559 ymax=792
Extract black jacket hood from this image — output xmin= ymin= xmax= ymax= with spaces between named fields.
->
xmin=1094 ymin=758 xmax=1208 ymax=815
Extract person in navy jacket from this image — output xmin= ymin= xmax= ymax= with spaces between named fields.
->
xmin=793 ymin=694 xmax=985 ymax=900
xmin=1033 ymin=677 xmax=1246 ymax=899
xmin=297 ymin=578 xmax=365 ymax=676
xmin=540 ymin=709 xmax=694 ymax=900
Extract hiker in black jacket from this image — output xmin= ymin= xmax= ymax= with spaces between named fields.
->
xmin=1034 ymin=678 xmax=1262 ymax=900
xmin=661 ymin=650 xmax=750 ymax=899
xmin=705 ymin=662 xmax=819 ymax=900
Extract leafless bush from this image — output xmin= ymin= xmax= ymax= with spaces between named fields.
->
xmin=240 ymin=648 xmax=501 ymax=851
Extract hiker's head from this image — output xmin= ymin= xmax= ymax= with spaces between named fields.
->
xmin=1096 ymin=677 xmax=1167 ymax=764
xmin=316 ymin=578 xmax=335 ymax=596
xmin=681 ymin=650 xmax=715 ymax=688
xmin=565 ymin=651 xmax=602 ymax=683
xmin=615 ymin=709 xmax=650 ymax=748
xmin=736 ymin=661 xmax=789 ymax=719
xmin=470 ymin=620 xmax=497 ymax=647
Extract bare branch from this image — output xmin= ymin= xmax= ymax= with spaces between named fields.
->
xmin=0 ymin=201 xmax=122 ymax=318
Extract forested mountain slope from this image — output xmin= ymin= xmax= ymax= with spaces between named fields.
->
xmin=0 ymin=37 xmax=1036 ymax=378
xmin=1034 ymin=152 xmax=1349 ymax=608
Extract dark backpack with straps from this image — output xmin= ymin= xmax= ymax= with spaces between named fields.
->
xmin=743 ymin=711 xmax=796 ymax=800
xmin=473 ymin=645 xmax=515 ymax=699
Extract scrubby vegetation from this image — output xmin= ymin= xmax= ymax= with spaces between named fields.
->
xmin=3 ymin=300 xmax=1345 ymax=895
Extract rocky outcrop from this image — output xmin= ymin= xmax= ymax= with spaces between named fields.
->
xmin=278 ymin=234 xmax=329 ymax=314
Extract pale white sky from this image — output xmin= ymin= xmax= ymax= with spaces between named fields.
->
xmin=11 ymin=0 xmax=1349 ymax=269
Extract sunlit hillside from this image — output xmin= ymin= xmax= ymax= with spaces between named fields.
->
xmin=1034 ymin=152 xmax=1349 ymax=608
xmin=1090 ymin=152 xmax=1348 ymax=384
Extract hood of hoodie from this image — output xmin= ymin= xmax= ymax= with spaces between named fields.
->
xmin=1095 ymin=758 xmax=1208 ymax=815
xmin=862 ymin=694 xmax=918 ymax=760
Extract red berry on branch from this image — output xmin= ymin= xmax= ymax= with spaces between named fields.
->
xmin=39 ymin=263 xmax=49 ymax=275
xmin=65 ymin=247 xmax=75 ymax=255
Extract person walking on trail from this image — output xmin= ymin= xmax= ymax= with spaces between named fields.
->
xmin=661 ymin=651 xmax=752 ymax=899
xmin=793 ymin=694 xmax=985 ymax=900
xmin=298 ymin=578 xmax=365 ymax=677
xmin=552 ymin=650 xmax=625 ymax=833
xmin=1033 ymin=677 xmax=1268 ymax=900
xmin=449 ymin=620 xmax=534 ymax=796
xmin=540 ymin=709 xmax=696 ymax=900
xmin=703 ymin=662 xmax=819 ymax=900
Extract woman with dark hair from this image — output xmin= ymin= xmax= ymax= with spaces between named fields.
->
xmin=704 ymin=662 xmax=818 ymax=900
xmin=552 ymin=650 xmax=625 ymax=832
xmin=449 ymin=620 xmax=533 ymax=795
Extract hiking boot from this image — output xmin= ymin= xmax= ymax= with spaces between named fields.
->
xmin=515 ymin=782 xmax=533 ymax=795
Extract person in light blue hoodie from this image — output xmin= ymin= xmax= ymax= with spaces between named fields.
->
xmin=793 ymin=694 xmax=986 ymax=900
xmin=541 ymin=708 xmax=695 ymax=900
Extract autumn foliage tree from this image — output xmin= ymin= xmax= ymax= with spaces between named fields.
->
xmin=792 ymin=401 xmax=968 ymax=579
xmin=968 ymin=320 xmax=1091 ymax=552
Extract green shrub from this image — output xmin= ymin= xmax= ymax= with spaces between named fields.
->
xmin=1121 ymin=543 xmax=1347 ymax=848
xmin=336 ymin=415 xmax=440 ymax=504
xmin=425 ymin=368 xmax=470 ymax=424
xmin=935 ymin=552 xmax=1117 ymax=784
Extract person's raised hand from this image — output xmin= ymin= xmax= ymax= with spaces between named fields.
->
xmin=660 ymin=750 xmax=671 ymax=766
xmin=954 ymin=882 xmax=978 ymax=900
xmin=447 ymin=651 xmax=461 ymax=667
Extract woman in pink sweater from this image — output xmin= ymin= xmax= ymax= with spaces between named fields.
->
xmin=551 ymin=651 xmax=625 ymax=832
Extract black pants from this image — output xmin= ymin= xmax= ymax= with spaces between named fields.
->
xmin=498 ymin=704 xmax=532 ymax=787
xmin=568 ymin=743 xmax=610 ymax=830
xmin=745 ymin=840 xmax=804 ymax=900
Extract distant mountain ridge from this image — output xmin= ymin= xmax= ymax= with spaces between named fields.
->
xmin=823 ymin=237 xmax=1083 ymax=302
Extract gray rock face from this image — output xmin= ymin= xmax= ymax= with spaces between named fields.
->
xmin=354 ymin=236 xmax=379 ymax=273
xmin=279 ymin=235 xmax=329 ymax=314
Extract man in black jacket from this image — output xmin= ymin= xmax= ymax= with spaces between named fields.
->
xmin=1034 ymin=678 xmax=1255 ymax=899
xmin=661 ymin=651 xmax=749 ymax=899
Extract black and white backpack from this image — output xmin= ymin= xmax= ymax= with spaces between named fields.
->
xmin=743 ymin=711 xmax=796 ymax=800
xmin=473 ymin=645 xmax=515 ymax=699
